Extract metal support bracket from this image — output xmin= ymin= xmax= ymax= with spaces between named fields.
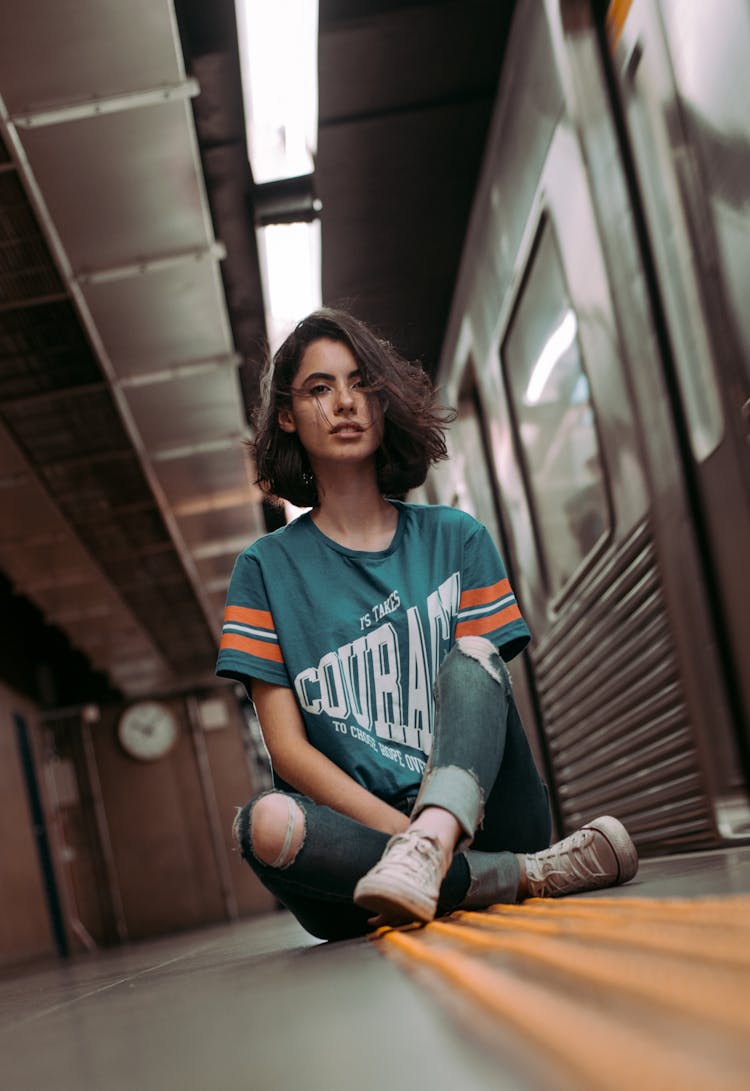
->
xmin=76 ymin=242 xmax=228 ymax=287
xmin=11 ymin=79 xmax=201 ymax=129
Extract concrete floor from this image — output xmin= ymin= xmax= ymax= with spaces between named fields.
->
xmin=2 ymin=846 xmax=750 ymax=1091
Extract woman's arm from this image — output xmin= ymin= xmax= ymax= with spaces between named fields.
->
xmin=251 ymin=678 xmax=409 ymax=836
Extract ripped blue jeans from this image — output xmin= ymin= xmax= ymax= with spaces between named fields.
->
xmin=234 ymin=637 xmax=551 ymax=940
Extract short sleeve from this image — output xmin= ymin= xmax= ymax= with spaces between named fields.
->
xmin=455 ymin=522 xmax=531 ymax=661
xmin=215 ymin=551 xmax=291 ymax=689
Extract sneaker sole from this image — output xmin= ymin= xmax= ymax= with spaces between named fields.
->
xmin=588 ymin=816 xmax=639 ymax=884
xmin=353 ymin=875 xmax=437 ymax=923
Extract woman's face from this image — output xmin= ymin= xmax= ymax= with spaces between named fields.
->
xmin=278 ymin=338 xmax=384 ymax=471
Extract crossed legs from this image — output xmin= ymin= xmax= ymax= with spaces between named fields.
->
xmin=235 ymin=637 xmax=550 ymax=938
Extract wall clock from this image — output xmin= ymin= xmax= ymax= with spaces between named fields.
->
xmin=117 ymin=701 xmax=178 ymax=761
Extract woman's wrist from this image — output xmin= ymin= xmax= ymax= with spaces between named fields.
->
xmin=386 ymin=810 xmax=410 ymax=836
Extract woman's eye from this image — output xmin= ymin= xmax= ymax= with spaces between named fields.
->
xmin=309 ymin=384 xmax=330 ymax=396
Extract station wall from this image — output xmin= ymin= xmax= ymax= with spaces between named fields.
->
xmin=0 ymin=682 xmax=274 ymax=967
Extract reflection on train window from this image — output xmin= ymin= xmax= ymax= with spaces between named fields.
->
xmin=502 ymin=220 xmax=609 ymax=595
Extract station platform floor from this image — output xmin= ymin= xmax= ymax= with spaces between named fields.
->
xmin=2 ymin=845 xmax=749 ymax=1091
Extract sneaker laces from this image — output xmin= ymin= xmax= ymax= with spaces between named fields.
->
xmin=525 ymin=827 xmax=612 ymax=895
xmin=377 ymin=830 xmax=445 ymax=887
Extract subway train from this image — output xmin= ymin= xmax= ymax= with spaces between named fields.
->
xmin=418 ymin=0 xmax=750 ymax=855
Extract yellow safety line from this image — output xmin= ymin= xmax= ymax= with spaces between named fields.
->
xmin=381 ymin=928 xmax=746 ymax=1091
xmin=373 ymin=897 xmax=750 ymax=1091
xmin=425 ymin=917 xmax=750 ymax=1039
xmin=490 ymin=893 xmax=750 ymax=924
xmin=526 ymin=894 xmax=750 ymax=922
xmin=456 ymin=904 xmax=750 ymax=969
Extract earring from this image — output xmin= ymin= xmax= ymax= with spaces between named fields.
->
xmin=302 ymin=471 xmax=314 ymax=486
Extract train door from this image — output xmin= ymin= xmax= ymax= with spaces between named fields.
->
xmin=606 ymin=0 xmax=750 ymax=753
xmin=493 ymin=113 xmax=742 ymax=852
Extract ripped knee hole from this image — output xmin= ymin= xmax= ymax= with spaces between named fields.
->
xmin=249 ymin=792 xmax=305 ymax=869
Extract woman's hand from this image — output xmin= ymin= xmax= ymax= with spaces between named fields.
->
xmin=251 ymin=678 xmax=414 ymax=836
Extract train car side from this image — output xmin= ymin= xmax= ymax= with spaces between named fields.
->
xmin=433 ymin=0 xmax=750 ymax=854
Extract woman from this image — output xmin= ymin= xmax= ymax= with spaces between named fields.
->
xmin=217 ymin=308 xmax=637 ymax=940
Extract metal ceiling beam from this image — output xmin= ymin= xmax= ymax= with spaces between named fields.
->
xmin=0 ymin=91 xmax=222 ymax=644
xmin=0 ymin=291 xmax=68 ymax=313
xmin=117 ymin=352 xmax=241 ymax=389
xmin=11 ymin=80 xmax=200 ymax=129
xmin=190 ymin=534 xmax=252 ymax=561
xmin=150 ymin=435 xmax=241 ymax=461
xmin=76 ymin=242 xmax=227 ymax=286
xmin=0 ymin=380 xmax=108 ymax=411
xmin=172 ymin=486 xmax=256 ymax=516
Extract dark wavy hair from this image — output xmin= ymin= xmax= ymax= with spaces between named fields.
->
xmin=251 ymin=308 xmax=455 ymax=507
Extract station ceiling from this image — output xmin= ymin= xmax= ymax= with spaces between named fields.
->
xmin=0 ymin=0 xmax=513 ymax=704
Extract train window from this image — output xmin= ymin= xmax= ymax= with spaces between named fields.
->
xmin=450 ymin=365 xmax=503 ymax=547
xmin=501 ymin=220 xmax=609 ymax=595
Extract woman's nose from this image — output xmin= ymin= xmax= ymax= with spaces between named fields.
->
xmin=334 ymin=383 xmax=355 ymax=412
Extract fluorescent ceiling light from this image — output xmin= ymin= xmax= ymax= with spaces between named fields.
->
xmin=235 ymin=1 xmax=322 ymax=528
xmin=525 ymin=310 xmax=578 ymax=404
xmin=235 ymin=0 xmax=319 ymax=184
xmin=257 ymin=220 xmax=322 ymax=353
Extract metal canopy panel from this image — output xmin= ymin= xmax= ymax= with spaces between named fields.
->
xmin=0 ymin=0 xmax=183 ymax=114
xmin=82 ymin=261 xmax=233 ymax=375
xmin=176 ymin=504 xmax=261 ymax=552
xmin=155 ymin=444 xmax=255 ymax=509
xmin=0 ymin=0 xmax=256 ymax=700
xmin=21 ymin=104 xmax=210 ymax=271
xmin=194 ymin=549 xmax=246 ymax=590
xmin=126 ymin=369 xmax=245 ymax=451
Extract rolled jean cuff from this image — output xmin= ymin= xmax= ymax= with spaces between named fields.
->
xmin=412 ymin=764 xmax=484 ymax=843
xmin=463 ymin=849 xmax=521 ymax=907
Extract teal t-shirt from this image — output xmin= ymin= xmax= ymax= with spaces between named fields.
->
xmin=216 ymin=501 xmax=530 ymax=806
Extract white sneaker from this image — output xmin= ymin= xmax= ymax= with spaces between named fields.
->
xmin=354 ymin=829 xmax=447 ymax=923
xmin=522 ymin=816 xmax=638 ymax=899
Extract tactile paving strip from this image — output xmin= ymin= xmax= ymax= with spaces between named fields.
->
xmin=373 ymin=897 xmax=750 ymax=1091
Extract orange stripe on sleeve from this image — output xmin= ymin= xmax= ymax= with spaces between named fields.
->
xmin=459 ymin=578 xmax=511 ymax=609
xmin=455 ymin=603 xmax=521 ymax=638
xmin=223 ymin=605 xmax=276 ymax=631
xmin=220 ymin=632 xmax=284 ymax=663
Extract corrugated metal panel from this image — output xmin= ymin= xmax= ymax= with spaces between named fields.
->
xmin=532 ymin=520 xmax=719 ymax=853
